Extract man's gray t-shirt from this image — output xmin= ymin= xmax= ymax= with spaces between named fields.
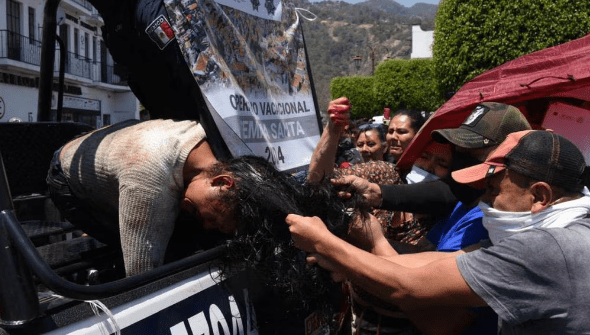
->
xmin=456 ymin=220 xmax=590 ymax=334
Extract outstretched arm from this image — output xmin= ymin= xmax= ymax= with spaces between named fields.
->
xmin=332 ymin=175 xmax=456 ymax=216
xmin=307 ymin=97 xmax=351 ymax=184
xmin=342 ymin=214 xmax=479 ymax=335
xmin=286 ymin=214 xmax=486 ymax=311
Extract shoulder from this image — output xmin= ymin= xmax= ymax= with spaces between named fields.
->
xmin=459 ymin=226 xmax=578 ymax=274
xmin=122 ymin=119 xmax=204 ymax=142
xmin=114 ymin=120 xmax=205 ymax=182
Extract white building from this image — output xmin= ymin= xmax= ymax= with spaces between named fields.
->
xmin=410 ymin=24 xmax=434 ymax=59
xmin=0 ymin=0 xmax=139 ymax=127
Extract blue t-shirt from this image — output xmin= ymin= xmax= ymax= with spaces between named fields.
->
xmin=427 ymin=202 xmax=488 ymax=251
xmin=426 ymin=202 xmax=496 ymax=335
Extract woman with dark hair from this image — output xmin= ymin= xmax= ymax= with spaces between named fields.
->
xmin=215 ymin=155 xmax=386 ymax=334
xmin=387 ymin=109 xmax=428 ymax=163
xmin=48 ymin=119 xmax=335 ymax=278
xmin=303 ymin=98 xmax=438 ymax=334
xmin=356 ymin=123 xmax=389 ymax=162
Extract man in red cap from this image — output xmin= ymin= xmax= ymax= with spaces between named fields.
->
xmin=287 ymin=130 xmax=590 ymax=334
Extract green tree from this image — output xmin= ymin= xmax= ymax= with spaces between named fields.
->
xmin=374 ymin=58 xmax=444 ymax=112
xmin=433 ymin=0 xmax=590 ymax=96
xmin=330 ymin=58 xmax=443 ymax=118
xmin=330 ymin=76 xmax=378 ymax=118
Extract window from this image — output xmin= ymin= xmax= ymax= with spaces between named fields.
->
xmin=7 ymin=0 xmax=22 ymax=34
xmin=6 ymin=0 xmax=22 ymax=60
xmin=84 ymin=32 xmax=89 ymax=59
xmin=103 ymin=114 xmax=111 ymax=127
xmin=74 ymin=28 xmax=79 ymax=58
xmin=92 ymin=36 xmax=97 ymax=63
xmin=59 ymin=23 xmax=69 ymax=48
xmin=28 ymin=7 xmax=35 ymax=43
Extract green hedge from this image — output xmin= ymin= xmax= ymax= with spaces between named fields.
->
xmin=330 ymin=76 xmax=378 ymax=119
xmin=433 ymin=0 xmax=590 ymax=96
xmin=330 ymin=59 xmax=444 ymax=118
xmin=374 ymin=58 xmax=444 ymax=113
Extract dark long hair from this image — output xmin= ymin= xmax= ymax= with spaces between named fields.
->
xmin=211 ymin=156 xmax=368 ymax=314
xmin=390 ymin=109 xmax=429 ymax=133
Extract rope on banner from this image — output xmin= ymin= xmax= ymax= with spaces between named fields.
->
xmin=295 ymin=8 xmax=318 ymax=21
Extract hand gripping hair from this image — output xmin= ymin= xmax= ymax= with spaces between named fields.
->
xmin=214 ymin=156 xmax=369 ymax=320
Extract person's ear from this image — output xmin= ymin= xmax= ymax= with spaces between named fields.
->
xmin=530 ymin=181 xmax=553 ymax=213
xmin=211 ymin=175 xmax=234 ymax=190
xmin=180 ymin=198 xmax=192 ymax=212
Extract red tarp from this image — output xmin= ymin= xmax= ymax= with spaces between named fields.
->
xmin=396 ymin=33 xmax=590 ymax=172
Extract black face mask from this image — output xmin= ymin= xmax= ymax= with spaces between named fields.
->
xmin=446 ymin=151 xmax=486 ymax=206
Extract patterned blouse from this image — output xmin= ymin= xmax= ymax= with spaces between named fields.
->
xmin=333 ymin=160 xmax=435 ymax=245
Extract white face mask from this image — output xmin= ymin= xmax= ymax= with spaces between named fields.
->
xmin=406 ymin=165 xmax=439 ymax=184
xmin=478 ymin=187 xmax=590 ymax=245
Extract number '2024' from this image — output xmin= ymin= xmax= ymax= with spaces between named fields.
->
xmin=265 ymin=146 xmax=285 ymax=165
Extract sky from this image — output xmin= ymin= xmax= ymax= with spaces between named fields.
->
xmin=315 ymin=0 xmax=441 ymax=6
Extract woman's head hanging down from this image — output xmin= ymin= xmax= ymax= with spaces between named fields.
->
xmin=218 ymin=155 xmax=371 ymax=314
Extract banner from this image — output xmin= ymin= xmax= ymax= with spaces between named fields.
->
xmin=164 ymin=0 xmax=321 ymax=172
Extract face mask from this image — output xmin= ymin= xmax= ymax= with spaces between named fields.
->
xmin=406 ymin=165 xmax=439 ymax=184
xmin=447 ymin=151 xmax=486 ymax=205
xmin=450 ymin=151 xmax=482 ymax=173
xmin=478 ymin=202 xmax=534 ymax=245
xmin=448 ymin=179 xmax=485 ymax=206
xmin=478 ymin=188 xmax=590 ymax=245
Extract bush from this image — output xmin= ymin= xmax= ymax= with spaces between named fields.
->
xmin=373 ymin=58 xmax=444 ymax=113
xmin=330 ymin=76 xmax=378 ymax=118
xmin=330 ymin=59 xmax=444 ymax=118
xmin=433 ymin=0 xmax=590 ymax=96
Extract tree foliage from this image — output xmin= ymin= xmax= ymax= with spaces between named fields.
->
xmin=433 ymin=0 xmax=590 ymax=96
xmin=330 ymin=59 xmax=444 ymax=118
xmin=330 ymin=76 xmax=378 ymax=118
xmin=374 ymin=58 xmax=444 ymax=113
xmin=291 ymin=0 xmax=436 ymax=112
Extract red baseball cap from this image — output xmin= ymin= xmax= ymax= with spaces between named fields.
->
xmin=452 ymin=130 xmax=586 ymax=192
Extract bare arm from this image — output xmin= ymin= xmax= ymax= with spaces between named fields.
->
xmin=307 ymin=97 xmax=351 ymax=184
xmin=344 ymin=215 xmax=479 ymax=335
xmin=345 ymin=213 xmax=469 ymax=268
xmin=286 ymin=214 xmax=486 ymax=311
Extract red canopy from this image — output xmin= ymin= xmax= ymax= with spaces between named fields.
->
xmin=396 ymin=33 xmax=590 ymax=172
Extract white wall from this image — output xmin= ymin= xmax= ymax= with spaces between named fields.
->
xmin=411 ymin=25 xmax=434 ymax=59
xmin=104 ymin=90 xmax=139 ymax=124
xmin=0 ymin=83 xmax=39 ymax=122
xmin=1 ymin=0 xmax=139 ymax=126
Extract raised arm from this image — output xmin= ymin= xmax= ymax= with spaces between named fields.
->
xmin=307 ymin=97 xmax=351 ymax=184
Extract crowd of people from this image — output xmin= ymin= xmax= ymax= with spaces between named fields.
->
xmin=41 ymin=0 xmax=590 ymax=333
xmin=46 ymin=95 xmax=590 ymax=334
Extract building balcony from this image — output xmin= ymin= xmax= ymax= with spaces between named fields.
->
xmin=0 ymin=30 xmax=126 ymax=87
xmin=67 ymin=0 xmax=94 ymax=12
xmin=60 ymin=0 xmax=95 ymax=16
